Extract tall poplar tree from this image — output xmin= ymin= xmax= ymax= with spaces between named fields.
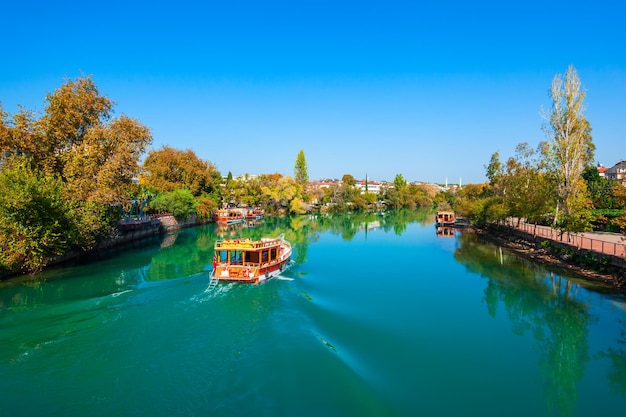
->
xmin=294 ymin=149 xmax=308 ymax=184
xmin=294 ymin=149 xmax=309 ymax=192
xmin=542 ymin=65 xmax=594 ymax=229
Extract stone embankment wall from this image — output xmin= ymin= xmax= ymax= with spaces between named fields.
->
xmin=0 ymin=215 xmax=207 ymax=279
xmin=156 ymin=214 xmax=202 ymax=232
xmin=54 ymin=215 xmax=203 ymax=266
xmin=110 ymin=214 xmax=203 ymax=246
xmin=99 ymin=214 xmax=204 ymax=249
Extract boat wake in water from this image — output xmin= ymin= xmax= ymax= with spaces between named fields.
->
xmin=111 ymin=290 xmax=132 ymax=298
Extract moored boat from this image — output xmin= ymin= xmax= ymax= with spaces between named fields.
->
xmin=210 ymin=235 xmax=292 ymax=284
xmin=213 ymin=208 xmax=246 ymax=224
xmin=245 ymin=206 xmax=265 ymax=220
xmin=435 ymin=210 xmax=456 ymax=226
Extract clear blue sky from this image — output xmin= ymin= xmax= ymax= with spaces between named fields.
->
xmin=1 ymin=0 xmax=624 ymax=184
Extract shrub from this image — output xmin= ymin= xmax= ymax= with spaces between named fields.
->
xmin=0 ymin=156 xmax=73 ymax=272
xmin=150 ymin=189 xmax=196 ymax=220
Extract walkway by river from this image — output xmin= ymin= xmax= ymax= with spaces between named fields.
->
xmin=502 ymin=217 xmax=626 ymax=259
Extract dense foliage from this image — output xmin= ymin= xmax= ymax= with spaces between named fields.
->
xmin=150 ymin=189 xmax=197 ymax=220
xmin=140 ymin=146 xmax=221 ymax=197
xmin=452 ymin=66 xmax=625 ymax=234
xmin=0 ymin=76 xmax=152 ymax=274
xmin=0 ymin=156 xmax=72 ymax=273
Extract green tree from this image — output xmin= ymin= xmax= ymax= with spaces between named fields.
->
xmin=1 ymin=75 xmax=151 ymax=206
xmin=64 ymin=115 xmax=152 ymax=205
xmin=341 ymin=174 xmax=356 ymax=187
xmin=485 ymin=151 xmax=504 ymax=195
xmin=339 ymin=174 xmax=358 ymax=208
xmin=140 ymin=146 xmax=220 ymax=197
xmin=393 ymin=174 xmax=407 ymax=190
xmin=36 ymin=76 xmax=113 ymax=177
xmin=0 ymin=104 xmax=39 ymax=159
xmin=195 ymin=195 xmax=218 ymax=221
xmin=485 ymin=151 xmax=502 ymax=184
xmin=609 ymin=185 xmax=626 ymax=233
xmin=582 ymin=165 xmax=617 ymax=210
xmin=294 ymin=149 xmax=309 ymax=188
xmin=0 ymin=156 xmax=73 ymax=273
xmin=289 ymin=197 xmax=308 ymax=214
xmin=237 ymin=174 xmax=263 ymax=206
xmin=363 ymin=192 xmax=378 ymax=206
xmin=320 ymin=184 xmax=340 ymax=207
xmin=385 ymin=188 xmax=402 ymax=209
xmin=408 ymin=184 xmax=433 ymax=208
xmin=384 ymin=174 xmax=411 ymax=209
xmin=149 ymin=189 xmax=196 ymax=220
xmin=501 ymin=143 xmax=554 ymax=223
xmin=0 ymin=77 xmax=152 ymax=274
xmin=453 ymin=183 xmax=491 ymax=221
xmin=259 ymin=174 xmax=299 ymax=213
xmin=542 ymin=65 xmax=594 ymax=229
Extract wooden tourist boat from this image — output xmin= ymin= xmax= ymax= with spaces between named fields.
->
xmin=210 ymin=235 xmax=292 ymax=285
xmin=213 ymin=208 xmax=246 ymax=224
xmin=245 ymin=206 xmax=265 ymax=220
xmin=435 ymin=211 xmax=456 ymax=226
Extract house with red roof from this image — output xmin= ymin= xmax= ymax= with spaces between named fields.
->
xmin=603 ymin=161 xmax=626 ymax=184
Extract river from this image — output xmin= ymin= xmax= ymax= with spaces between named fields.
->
xmin=1 ymin=210 xmax=625 ymax=416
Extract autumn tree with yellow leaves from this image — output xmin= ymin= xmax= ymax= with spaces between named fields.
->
xmin=0 ymin=76 xmax=152 ymax=274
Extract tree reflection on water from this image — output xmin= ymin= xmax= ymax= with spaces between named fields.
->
xmin=454 ymin=232 xmax=626 ymax=416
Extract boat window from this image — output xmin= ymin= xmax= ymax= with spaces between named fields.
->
xmin=218 ymin=251 xmax=228 ymax=263
xmin=247 ymin=251 xmax=260 ymax=264
xmin=270 ymin=247 xmax=277 ymax=261
xmin=230 ymin=250 xmax=243 ymax=265
xmin=261 ymin=250 xmax=268 ymax=263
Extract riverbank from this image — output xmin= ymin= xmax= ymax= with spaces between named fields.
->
xmin=0 ymin=214 xmax=205 ymax=281
xmin=473 ymin=224 xmax=626 ymax=293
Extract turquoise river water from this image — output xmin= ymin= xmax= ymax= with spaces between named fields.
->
xmin=1 ymin=210 xmax=626 ymax=417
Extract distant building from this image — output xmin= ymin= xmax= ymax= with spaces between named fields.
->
xmin=355 ymin=179 xmax=382 ymax=194
xmin=310 ymin=178 xmax=391 ymax=195
xmin=604 ymin=161 xmax=626 ymax=184
xmin=234 ymin=174 xmax=259 ymax=181
xmin=310 ymin=179 xmax=342 ymax=189
xmin=597 ymin=164 xmax=608 ymax=178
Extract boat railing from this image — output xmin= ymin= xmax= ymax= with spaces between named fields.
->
xmin=215 ymin=238 xmax=281 ymax=250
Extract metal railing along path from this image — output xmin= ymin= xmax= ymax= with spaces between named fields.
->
xmin=502 ymin=218 xmax=626 ymax=258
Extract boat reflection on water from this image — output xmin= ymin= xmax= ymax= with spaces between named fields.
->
xmin=216 ymin=221 xmax=246 ymax=238
xmin=246 ymin=220 xmax=261 ymax=228
xmin=436 ymin=226 xmax=455 ymax=237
